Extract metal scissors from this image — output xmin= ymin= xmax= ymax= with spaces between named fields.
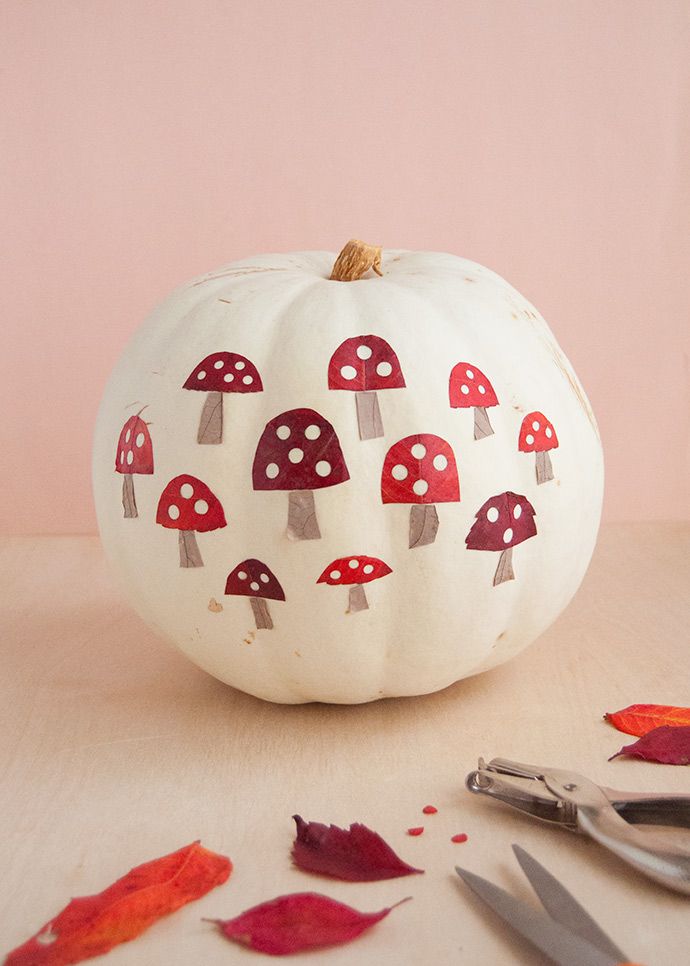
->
xmin=466 ymin=757 xmax=690 ymax=895
xmin=456 ymin=844 xmax=642 ymax=966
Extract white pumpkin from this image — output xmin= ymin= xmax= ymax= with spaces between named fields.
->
xmin=93 ymin=241 xmax=603 ymax=704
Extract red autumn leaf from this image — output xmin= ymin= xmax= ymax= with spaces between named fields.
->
xmin=5 ymin=842 xmax=232 ymax=966
xmin=451 ymin=833 xmax=469 ymax=844
xmin=422 ymin=805 xmax=438 ymax=815
xmin=291 ymin=815 xmax=423 ymax=881
xmin=609 ymin=725 xmax=690 ymax=765
xmin=206 ymin=892 xmax=410 ymax=956
xmin=407 ymin=827 xmax=424 ymax=837
xmin=604 ymin=704 xmax=690 ymax=737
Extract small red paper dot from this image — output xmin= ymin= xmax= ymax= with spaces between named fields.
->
xmin=407 ymin=827 xmax=424 ymax=836
xmin=422 ymin=805 xmax=438 ymax=815
xmin=451 ymin=833 xmax=468 ymax=844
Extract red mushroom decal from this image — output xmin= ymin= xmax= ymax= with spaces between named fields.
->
xmin=224 ymin=559 xmax=285 ymax=630
xmin=466 ymin=491 xmax=537 ymax=586
xmin=381 ymin=433 xmax=460 ymax=548
xmin=114 ymin=412 xmax=154 ymax=518
xmin=519 ymin=411 xmax=559 ymax=484
xmin=449 ymin=362 xmax=499 ymax=440
xmin=252 ymin=407 xmax=349 ymax=540
xmin=317 ymin=555 xmax=392 ymax=613
xmin=156 ymin=474 xmax=226 ymax=567
xmin=328 ymin=335 xmax=405 ymax=440
xmin=183 ymin=351 xmax=263 ymax=444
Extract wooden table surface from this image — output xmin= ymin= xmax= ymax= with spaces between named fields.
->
xmin=1 ymin=523 xmax=689 ymax=964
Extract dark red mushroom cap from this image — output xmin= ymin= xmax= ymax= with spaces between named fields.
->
xmin=449 ymin=362 xmax=498 ymax=409
xmin=317 ymin=555 xmax=392 ymax=586
xmin=225 ymin=559 xmax=285 ymax=601
xmin=518 ymin=411 xmax=558 ymax=452
xmin=115 ymin=414 xmax=153 ymax=475
xmin=465 ymin=491 xmax=536 ymax=552
xmin=156 ymin=474 xmax=227 ymax=531
xmin=183 ymin=352 xmax=263 ymax=393
xmin=381 ymin=434 xmax=460 ymax=505
xmin=252 ymin=408 xmax=350 ymax=492
xmin=328 ymin=335 xmax=405 ymax=392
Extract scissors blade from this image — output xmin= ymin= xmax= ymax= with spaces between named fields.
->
xmin=511 ymin=845 xmax=628 ymax=963
xmin=455 ymin=866 xmax=622 ymax=966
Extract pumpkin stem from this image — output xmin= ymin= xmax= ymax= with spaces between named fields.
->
xmin=330 ymin=239 xmax=383 ymax=281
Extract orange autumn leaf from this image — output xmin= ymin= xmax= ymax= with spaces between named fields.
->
xmin=5 ymin=841 xmax=232 ymax=966
xmin=604 ymin=704 xmax=690 ymax=737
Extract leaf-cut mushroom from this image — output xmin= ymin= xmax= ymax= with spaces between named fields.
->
xmin=317 ymin=556 xmax=392 ymax=613
xmin=449 ymin=362 xmax=499 ymax=440
xmin=224 ymin=559 xmax=285 ymax=630
xmin=328 ymin=335 xmax=405 ymax=440
xmin=381 ymin=434 xmax=460 ymax=548
xmin=156 ymin=474 xmax=226 ymax=567
xmin=518 ymin=411 xmax=559 ymax=484
xmin=114 ymin=413 xmax=154 ymax=518
xmin=465 ymin=491 xmax=537 ymax=586
xmin=252 ymin=407 xmax=350 ymax=541
xmin=183 ymin=351 xmax=263 ymax=444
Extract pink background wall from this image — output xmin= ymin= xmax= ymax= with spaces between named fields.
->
xmin=2 ymin=0 xmax=688 ymax=535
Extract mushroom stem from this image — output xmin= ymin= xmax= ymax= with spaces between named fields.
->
xmin=122 ymin=474 xmax=137 ymax=518
xmin=330 ymin=239 xmax=383 ymax=281
xmin=535 ymin=450 xmax=554 ymax=484
xmin=250 ymin=597 xmax=273 ymax=630
xmin=493 ymin=547 xmax=515 ymax=586
xmin=178 ymin=530 xmax=204 ymax=568
xmin=348 ymin=584 xmax=369 ymax=613
xmin=409 ymin=504 xmax=440 ymax=548
xmin=287 ymin=489 xmax=321 ymax=540
xmin=473 ymin=406 xmax=494 ymax=440
xmin=197 ymin=391 xmax=223 ymax=444
xmin=355 ymin=391 xmax=384 ymax=440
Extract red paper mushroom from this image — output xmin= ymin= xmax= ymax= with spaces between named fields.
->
xmin=381 ymin=434 xmax=460 ymax=548
xmin=328 ymin=335 xmax=405 ymax=439
xmin=317 ymin=555 xmax=392 ymax=613
xmin=114 ymin=412 xmax=154 ymax=518
xmin=518 ymin=411 xmax=559 ymax=484
xmin=465 ymin=491 xmax=537 ymax=586
xmin=252 ymin=408 xmax=350 ymax=540
xmin=225 ymin=559 xmax=285 ymax=630
xmin=156 ymin=474 xmax=226 ymax=567
xmin=449 ymin=362 xmax=499 ymax=440
xmin=183 ymin=351 xmax=263 ymax=444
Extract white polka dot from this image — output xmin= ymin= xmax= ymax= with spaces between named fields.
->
xmin=329 ymin=570 xmax=341 ymax=580
xmin=135 ymin=432 xmax=145 ymax=447
xmin=235 ymin=360 xmax=246 ymax=370
xmin=411 ymin=443 xmax=426 ymax=459
xmin=266 ymin=463 xmax=279 ymax=479
xmin=391 ymin=464 xmax=408 ymax=481
xmin=260 ymin=573 xmax=269 ymax=583
xmin=214 ymin=360 xmax=224 ymax=369
xmin=304 ymin=424 xmax=321 ymax=440
xmin=125 ymin=429 xmax=131 ymax=443
xmin=413 ymin=479 xmax=429 ymax=496
xmin=348 ymin=559 xmax=359 ymax=569
xmin=340 ymin=365 xmax=357 ymax=380
xmin=197 ymin=370 xmax=206 ymax=380
xmin=250 ymin=581 xmax=260 ymax=591
xmin=180 ymin=483 xmax=194 ymax=499
xmin=545 ymin=426 xmax=553 ymax=438
xmin=237 ymin=571 xmax=247 ymax=580
xmin=503 ymin=527 xmax=513 ymax=544
xmin=194 ymin=500 xmax=208 ymax=514
xmin=315 ymin=460 xmax=331 ymax=477
xmin=168 ymin=504 xmax=180 ymax=520
xmin=460 ymin=384 xmax=470 ymax=395
xmin=276 ymin=425 xmax=290 ymax=440
xmin=466 ymin=369 xmax=474 ymax=379
xmin=362 ymin=564 xmax=374 ymax=575
xmin=126 ymin=450 xmax=134 ymax=465
xmin=376 ymin=361 xmax=393 ymax=377
xmin=288 ymin=447 xmax=304 ymax=464
xmin=356 ymin=344 xmax=372 ymax=359
xmin=242 ymin=375 xmax=253 ymax=385
xmin=532 ymin=420 xmax=540 ymax=431
xmin=486 ymin=506 xmax=499 ymax=523
xmin=525 ymin=433 xmax=534 ymax=445
xmin=223 ymin=373 xmax=234 ymax=383
xmin=119 ymin=450 xmax=125 ymax=464
xmin=478 ymin=385 xmax=486 ymax=394
xmin=433 ymin=454 xmax=448 ymax=471
xmin=513 ymin=504 xmax=522 ymax=520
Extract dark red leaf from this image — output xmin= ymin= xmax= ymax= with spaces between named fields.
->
xmin=5 ymin=842 xmax=232 ymax=965
xmin=207 ymin=892 xmax=410 ymax=956
xmin=604 ymin=704 xmax=690 ymax=737
xmin=406 ymin=827 xmax=424 ymax=837
xmin=609 ymin=725 xmax=690 ymax=765
xmin=291 ymin=816 xmax=423 ymax=881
